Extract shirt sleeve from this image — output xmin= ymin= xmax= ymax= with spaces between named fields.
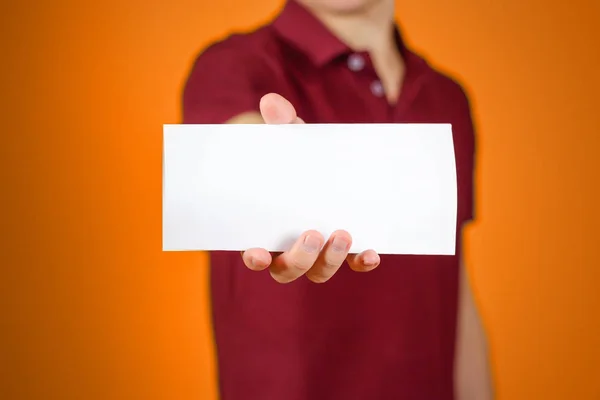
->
xmin=455 ymin=86 xmax=477 ymax=224
xmin=181 ymin=38 xmax=270 ymax=124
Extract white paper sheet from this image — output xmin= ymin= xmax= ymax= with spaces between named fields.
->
xmin=163 ymin=123 xmax=457 ymax=255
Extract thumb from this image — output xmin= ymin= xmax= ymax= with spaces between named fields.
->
xmin=259 ymin=93 xmax=304 ymax=124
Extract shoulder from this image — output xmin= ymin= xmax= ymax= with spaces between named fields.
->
xmin=409 ymin=50 xmax=476 ymax=139
xmin=407 ymin=51 xmax=475 ymax=131
xmin=421 ymin=60 xmax=473 ymax=114
xmin=182 ymin=26 xmax=284 ymax=123
xmin=189 ymin=26 xmax=282 ymax=78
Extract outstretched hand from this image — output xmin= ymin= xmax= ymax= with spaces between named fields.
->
xmin=240 ymin=93 xmax=381 ymax=284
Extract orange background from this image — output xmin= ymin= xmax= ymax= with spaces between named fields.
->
xmin=2 ymin=0 xmax=599 ymax=399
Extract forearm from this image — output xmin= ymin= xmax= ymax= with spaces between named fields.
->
xmin=454 ymin=258 xmax=495 ymax=400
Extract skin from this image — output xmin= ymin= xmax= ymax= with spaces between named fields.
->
xmin=239 ymin=0 xmax=397 ymax=284
xmin=240 ymin=94 xmax=381 ymax=284
xmin=298 ymin=0 xmax=387 ymax=14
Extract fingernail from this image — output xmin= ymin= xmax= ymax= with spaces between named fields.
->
xmin=363 ymin=254 xmax=378 ymax=266
xmin=303 ymin=235 xmax=321 ymax=253
xmin=251 ymin=256 xmax=266 ymax=268
xmin=331 ymin=237 xmax=350 ymax=253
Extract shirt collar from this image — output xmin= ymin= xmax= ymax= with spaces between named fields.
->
xmin=272 ymin=0 xmax=348 ymax=66
xmin=271 ymin=0 xmax=415 ymax=68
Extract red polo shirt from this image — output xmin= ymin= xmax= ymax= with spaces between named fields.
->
xmin=182 ymin=1 xmax=476 ymax=399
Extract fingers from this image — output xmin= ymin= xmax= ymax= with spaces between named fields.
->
xmin=259 ymin=93 xmax=304 ymax=124
xmin=269 ymin=230 xmax=325 ymax=283
xmin=242 ymin=233 xmax=380 ymax=282
xmin=347 ymin=250 xmax=381 ymax=272
xmin=241 ymin=248 xmax=272 ymax=271
xmin=305 ymin=230 xmax=352 ymax=283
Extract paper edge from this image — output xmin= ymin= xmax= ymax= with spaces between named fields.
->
xmin=161 ymin=123 xmax=458 ymax=256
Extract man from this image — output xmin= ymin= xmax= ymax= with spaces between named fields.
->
xmin=182 ymin=0 xmax=494 ymax=399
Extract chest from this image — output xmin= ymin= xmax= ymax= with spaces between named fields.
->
xmin=269 ymin=55 xmax=457 ymax=125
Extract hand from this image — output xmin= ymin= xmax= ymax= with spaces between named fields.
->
xmin=240 ymin=93 xmax=381 ymax=284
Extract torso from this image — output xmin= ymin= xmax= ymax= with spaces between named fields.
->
xmin=185 ymin=4 xmax=476 ymax=399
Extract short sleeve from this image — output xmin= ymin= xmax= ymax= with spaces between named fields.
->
xmin=455 ymin=86 xmax=477 ymax=224
xmin=181 ymin=38 xmax=270 ymax=124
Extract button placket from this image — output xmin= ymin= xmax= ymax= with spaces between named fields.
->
xmin=347 ymin=53 xmax=365 ymax=72
xmin=346 ymin=53 xmax=388 ymax=101
xmin=370 ymin=80 xmax=385 ymax=98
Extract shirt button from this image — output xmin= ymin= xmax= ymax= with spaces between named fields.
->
xmin=347 ymin=54 xmax=365 ymax=72
xmin=370 ymin=80 xmax=385 ymax=97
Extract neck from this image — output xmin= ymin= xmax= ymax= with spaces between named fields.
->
xmin=302 ymin=0 xmax=397 ymax=56
xmin=301 ymin=0 xmax=404 ymax=103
